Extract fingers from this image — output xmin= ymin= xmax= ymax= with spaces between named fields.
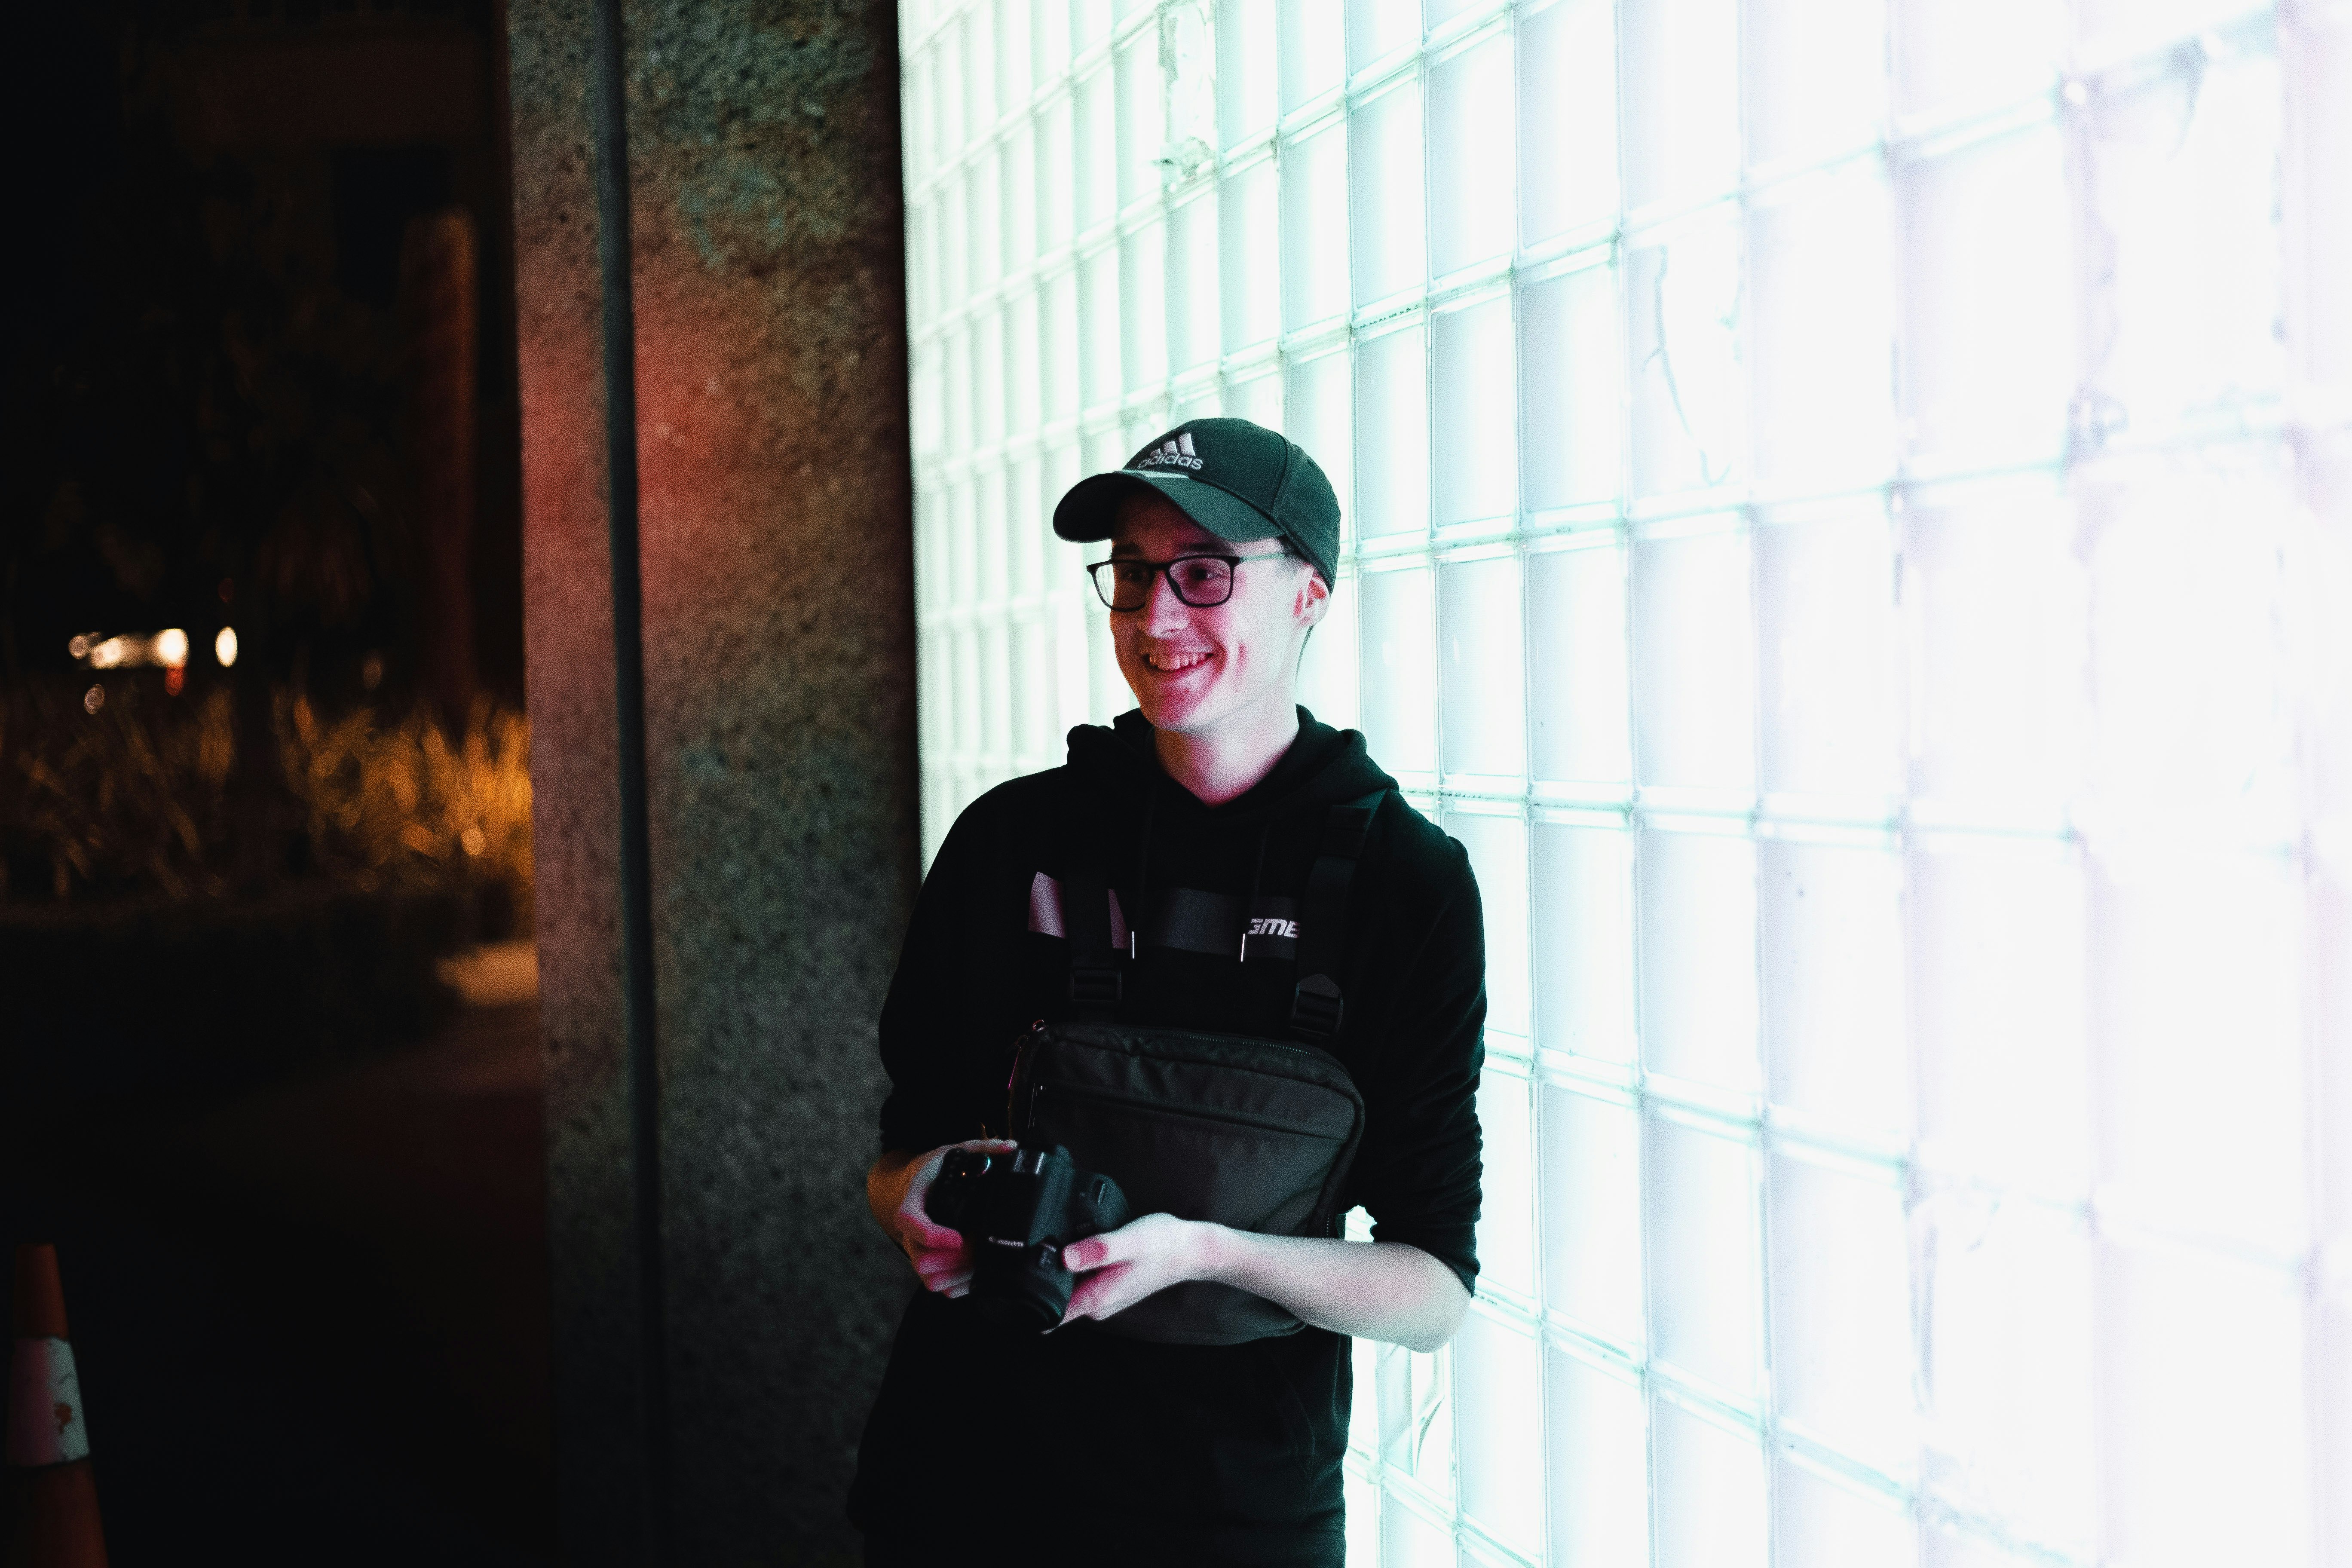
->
xmin=897 ymin=1209 xmax=965 ymax=1253
xmin=1060 ymin=1261 xmax=1134 ymax=1325
xmin=1060 ymin=1229 xmax=1127 ymax=1275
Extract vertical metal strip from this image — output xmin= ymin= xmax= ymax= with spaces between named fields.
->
xmin=589 ymin=0 xmax=671 ymax=1552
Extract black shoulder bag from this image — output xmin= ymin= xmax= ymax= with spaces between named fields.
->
xmin=1004 ymin=791 xmax=1385 ymax=1345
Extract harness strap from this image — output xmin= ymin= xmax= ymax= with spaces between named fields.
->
xmin=1060 ymin=854 xmax=1122 ymax=1016
xmin=1288 ymin=790 xmax=1384 ymax=1044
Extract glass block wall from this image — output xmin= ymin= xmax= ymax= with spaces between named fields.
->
xmin=895 ymin=3 xmax=2352 ymax=1565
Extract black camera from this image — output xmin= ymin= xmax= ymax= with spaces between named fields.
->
xmin=923 ymin=1144 xmax=1131 ymax=1332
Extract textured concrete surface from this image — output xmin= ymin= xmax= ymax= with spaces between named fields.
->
xmin=507 ymin=1 xmax=917 ymax=1560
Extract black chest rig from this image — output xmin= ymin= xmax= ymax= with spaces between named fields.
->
xmin=1004 ymin=790 xmax=1386 ymax=1345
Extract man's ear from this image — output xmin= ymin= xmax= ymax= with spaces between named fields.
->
xmin=1296 ymin=564 xmax=1331 ymax=628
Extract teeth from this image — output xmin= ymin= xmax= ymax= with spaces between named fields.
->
xmin=1146 ymin=651 xmax=1210 ymax=672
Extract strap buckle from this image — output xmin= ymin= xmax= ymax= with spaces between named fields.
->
xmin=1069 ymin=966 xmax=1123 ymax=1009
xmin=1290 ymin=973 xmax=1343 ymax=1041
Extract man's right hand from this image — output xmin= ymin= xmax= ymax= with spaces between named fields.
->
xmin=867 ymin=1139 xmax=1017 ymax=1297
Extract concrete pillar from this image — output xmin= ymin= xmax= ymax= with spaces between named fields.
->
xmin=505 ymin=1 xmax=917 ymax=1560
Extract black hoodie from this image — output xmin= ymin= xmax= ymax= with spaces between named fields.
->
xmin=850 ymin=709 xmax=1485 ymax=1567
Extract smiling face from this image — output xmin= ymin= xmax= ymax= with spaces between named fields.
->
xmin=1107 ymin=492 xmax=1328 ymax=740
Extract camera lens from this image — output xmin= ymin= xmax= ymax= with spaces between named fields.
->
xmin=970 ymin=1241 xmax=1074 ymax=1334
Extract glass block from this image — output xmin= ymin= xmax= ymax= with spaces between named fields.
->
xmin=1446 ymin=811 xmax=1531 ymax=1041
xmin=1631 ymin=528 xmax=1756 ymax=793
xmin=1344 ymin=1468 xmax=1381 ymax=1568
xmin=1901 ymin=477 xmax=2086 ymax=819
xmin=2097 ymin=1242 xmax=2312 ymax=1568
xmin=974 ymin=308 xmax=1008 ymax=448
xmin=2075 ymin=453 xmax=2300 ymax=842
xmin=1773 ymin=1458 xmax=1915 ymax=1568
xmin=1036 ymin=91 xmax=1076 ymax=253
xmin=1219 ymin=158 xmax=1281 ymax=353
xmin=1004 ymin=294 xmax=1041 ymax=442
xmin=980 ymin=621 xmax=1012 ymax=753
xmin=1453 ymin=1311 xmax=1545 ymax=1558
xmin=1347 ymin=0 xmax=1419 ymax=74
xmin=1533 ymin=822 xmax=1637 ymax=1063
xmin=1359 ymin=565 xmax=1437 ymax=775
xmin=1078 ymin=247 xmax=1121 ymax=410
xmin=1546 ymin=1347 xmax=1649 ymax=1568
xmin=1072 ymin=0 xmax=1111 ymax=55
xmin=1916 ymin=1179 xmax=2095 ymax=1558
xmin=2092 ymin=851 xmax=2307 ymax=1256
xmin=953 ymin=623 xmax=983 ymax=753
xmin=995 ymin=0 xmax=1033 ymax=112
xmin=1226 ymin=366 xmax=1284 ymax=430
xmin=1768 ymin=1154 xmax=1914 ymax=1468
xmin=1298 ymin=567 xmax=1360 ymax=729
xmin=1909 ymin=839 xmax=2089 ymax=1193
xmin=1040 ymin=266 xmax=1080 ymax=422
xmin=1115 ymin=28 xmax=1164 ymax=210
xmin=1644 ymin=1115 xmax=1762 ymax=1397
xmin=1379 ymin=1496 xmax=1454 ymax=1568
xmin=1758 ymin=839 xmax=1908 ymax=1141
xmin=1520 ymin=0 xmax=1619 ymax=247
xmin=971 ymin=152 xmax=1004 ymax=294
xmin=1755 ymin=503 xmax=1900 ymax=801
xmin=1893 ymin=0 xmax=2067 ymax=125
xmin=2078 ymin=47 xmax=2284 ymax=438
xmin=1744 ymin=0 xmax=1886 ymax=169
xmin=1433 ymin=297 xmax=1517 ymax=526
xmin=1538 ymin=1084 xmax=1644 ymax=1343
xmin=1519 ymin=261 xmax=1622 ymax=511
xmin=1428 ymin=30 xmax=1516 ymax=278
xmin=1216 ymin=0 xmax=1278 ymax=149
xmin=1033 ymin=0 xmax=1072 ymax=82
xmin=1620 ymin=0 xmax=1742 ymax=212
xmin=1168 ymin=190 xmax=1219 ymax=374
xmin=1749 ymin=165 xmax=1898 ymax=492
xmin=1280 ymin=0 xmax=1348 ymax=114
xmin=2297 ymin=26 xmax=2352 ymax=402
xmin=1923 ymin=1524 xmax=2063 ymax=1568
xmin=1437 ymin=554 xmax=1525 ymax=779
xmin=1074 ymin=64 xmax=1116 ymax=231
xmin=959 ymin=7 xmax=997 ymax=135
xmin=1120 ymin=219 xmax=1168 ymax=395
xmin=1281 ymin=119 xmax=1352 ymax=329
xmin=938 ymin=22 xmax=969 ymax=154
xmin=1008 ymin=453 xmax=1046 ymax=595
xmin=939 ymin=174 xmax=971 ymax=315
xmin=1627 ymin=210 xmax=1746 ymax=497
xmin=911 ymin=345 xmax=944 ymax=460
xmin=1004 ymin=122 xmax=1038 ymax=275
xmin=1286 ymin=349 xmax=1355 ymax=528
xmin=943 ymin=324 xmax=975 ymax=453
xmin=1376 ymin=1340 xmax=1456 ymax=1499
xmin=1527 ymin=543 xmax=1632 ymax=785
xmin=2324 ymin=1293 xmax=2352 ymax=1568
xmin=1651 ymin=1396 xmax=1770 ymax=1568
xmin=1349 ymin=80 xmax=1427 ymax=307
xmin=2076 ymin=0 xmax=2274 ymax=70
xmin=1354 ymin=325 xmax=1430 ymax=540
xmin=1637 ymin=827 xmax=1761 ymax=1095
xmin=1350 ymin=1335 xmax=1381 ymax=1456
xmin=975 ymin=467 xmax=1011 ymax=608
xmin=1898 ymin=123 xmax=2073 ymax=468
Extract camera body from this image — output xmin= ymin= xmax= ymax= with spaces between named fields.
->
xmin=924 ymin=1144 xmax=1131 ymax=1332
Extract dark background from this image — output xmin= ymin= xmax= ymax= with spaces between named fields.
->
xmin=4 ymin=3 xmax=551 ymax=1561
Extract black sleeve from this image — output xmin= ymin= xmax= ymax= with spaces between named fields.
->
xmin=876 ymin=796 xmax=1020 ymax=1155
xmin=1348 ymin=849 xmax=1485 ymax=1296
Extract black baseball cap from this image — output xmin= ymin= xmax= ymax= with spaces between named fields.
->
xmin=1052 ymin=417 xmax=1342 ymax=585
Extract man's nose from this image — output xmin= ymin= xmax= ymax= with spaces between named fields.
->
xmin=1141 ymin=570 xmax=1191 ymax=633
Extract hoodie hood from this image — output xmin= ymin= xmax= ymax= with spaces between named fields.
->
xmin=1064 ymin=706 xmax=1397 ymax=826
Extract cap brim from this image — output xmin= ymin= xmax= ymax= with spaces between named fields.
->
xmin=1052 ymin=470 xmax=1285 ymax=549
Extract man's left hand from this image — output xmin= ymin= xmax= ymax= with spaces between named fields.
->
xmin=1058 ymin=1214 xmax=1220 ymax=1326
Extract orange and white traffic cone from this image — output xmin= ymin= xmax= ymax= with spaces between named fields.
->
xmin=6 ymin=1244 xmax=109 ymax=1568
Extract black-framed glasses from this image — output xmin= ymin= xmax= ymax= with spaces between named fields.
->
xmin=1086 ymin=551 xmax=1290 ymax=611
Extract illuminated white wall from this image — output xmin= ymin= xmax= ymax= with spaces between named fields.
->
xmin=897 ymin=2 xmax=2352 ymax=1564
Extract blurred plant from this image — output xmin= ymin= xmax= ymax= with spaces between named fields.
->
xmin=0 ymin=682 xmax=530 ymax=931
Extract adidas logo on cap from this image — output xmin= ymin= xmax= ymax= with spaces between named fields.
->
xmin=1137 ymin=432 xmax=1204 ymax=471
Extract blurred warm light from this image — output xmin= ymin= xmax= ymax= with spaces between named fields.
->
xmin=67 ymin=633 xmax=94 ymax=659
xmin=155 ymin=628 xmax=190 ymax=668
xmin=215 ymin=626 xmax=239 ymax=668
xmin=89 ymin=637 xmax=128 ymax=670
xmin=460 ymin=827 xmax=487 ymax=857
xmin=82 ymin=686 xmax=104 ymax=714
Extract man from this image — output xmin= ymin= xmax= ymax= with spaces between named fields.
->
xmin=850 ymin=417 xmax=1485 ymax=1566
